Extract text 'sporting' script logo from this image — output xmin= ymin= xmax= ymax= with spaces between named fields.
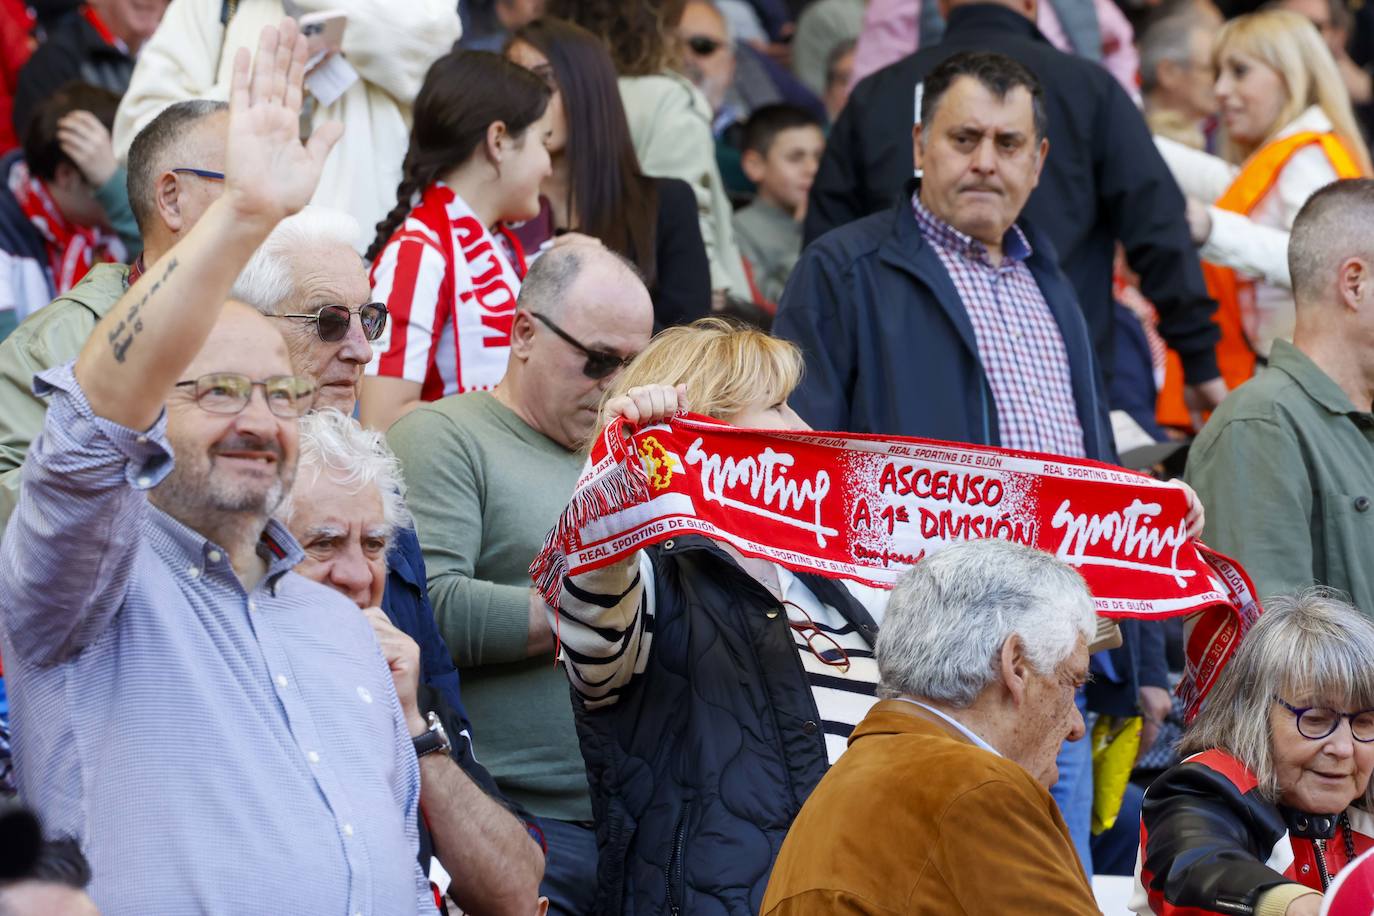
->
xmin=1050 ymin=498 xmax=1191 ymax=586
xmin=684 ymin=438 xmax=837 ymax=547
xmin=638 ymin=436 xmax=674 ymax=490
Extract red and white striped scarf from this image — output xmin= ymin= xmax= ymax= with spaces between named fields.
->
xmin=9 ymin=159 xmax=123 ymax=296
xmin=532 ymin=415 xmax=1264 ymax=719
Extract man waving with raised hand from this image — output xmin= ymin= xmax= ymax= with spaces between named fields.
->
xmin=0 ymin=21 xmax=437 ymax=915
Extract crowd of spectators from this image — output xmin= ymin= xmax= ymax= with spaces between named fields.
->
xmin=1 ymin=0 xmax=1374 ymax=914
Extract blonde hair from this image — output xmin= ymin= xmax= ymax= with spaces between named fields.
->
xmin=1214 ymin=10 xmax=1373 ymax=173
xmin=599 ymin=317 xmax=803 ymax=430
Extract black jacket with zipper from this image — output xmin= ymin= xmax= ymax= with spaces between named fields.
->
xmin=572 ymin=535 xmax=879 ymax=916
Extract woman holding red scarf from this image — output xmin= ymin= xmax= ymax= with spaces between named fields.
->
xmin=360 ymin=50 xmax=554 ymax=433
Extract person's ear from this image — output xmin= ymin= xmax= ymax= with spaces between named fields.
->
xmin=1030 ymin=136 xmax=1049 ymax=185
xmin=154 ymin=170 xmax=186 ymax=232
xmin=912 ymin=122 xmax=925 ymax=173
xmin=509 ymin=308 xmax=538 ymax=359
xmin=1000 ymin=634 xmax=1032 ymax=707
xmin=1338 ymin=256 xmax=1370 ymax=313
xmin=741 ymin=148 xmax=768 ymax=184
xmin=485 ymin=121 xmax=510 ymax=165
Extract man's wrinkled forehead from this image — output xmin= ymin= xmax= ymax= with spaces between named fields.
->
xmin=932 ymin=77 xmax=1037 ymax=136
xmin=287 ymin=243 xmax=369 ymax=312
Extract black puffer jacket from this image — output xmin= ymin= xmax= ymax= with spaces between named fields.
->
xmin=573 ymin=536 xmax=878 ymax=916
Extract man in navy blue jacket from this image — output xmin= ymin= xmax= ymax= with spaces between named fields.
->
xmin=775 ymin=49 xmax=1167 ymax=878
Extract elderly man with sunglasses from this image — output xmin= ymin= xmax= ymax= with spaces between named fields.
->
xmin=386 ymin=241 xmax=652 ymax=915
xmin=231 ymin=205 xmax=547 ymax=913
xmin=0 ymin=21 xmax=445 ymax=914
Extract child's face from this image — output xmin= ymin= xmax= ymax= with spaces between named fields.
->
xmin=755 ymin=125 xmax=825 ymax=215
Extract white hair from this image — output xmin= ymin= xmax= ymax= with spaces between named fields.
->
xmin=231 ymin=206 xmax=362 ymax=314
xmin=876 ymin=539 xmax=1096 ymax=707
xmin=277 ymin=408 xmax=411 ymax=539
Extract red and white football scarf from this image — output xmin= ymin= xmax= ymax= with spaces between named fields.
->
xmin=10 ymin=160 xmax=124 ymax=295
xmin=532 ymin=414 xmax=1263 ymax=718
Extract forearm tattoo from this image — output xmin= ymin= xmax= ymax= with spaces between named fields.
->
xmin=107 ymin=257 xmax=179 ymax=363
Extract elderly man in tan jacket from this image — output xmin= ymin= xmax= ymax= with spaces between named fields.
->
xmin=762 ymin=538 xmax=1103 ymax=915
xmin=111 ymin=0 xmax=460 ymax=253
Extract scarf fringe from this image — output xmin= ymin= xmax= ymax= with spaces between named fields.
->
xmin=532 ymin=433 xmax=650 ymax=609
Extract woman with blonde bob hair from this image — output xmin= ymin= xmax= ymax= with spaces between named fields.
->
xmin=553 ymin=317 xmax=889 ymax=913
xmin=1133 ymin=590 xmax=1374 ymax=916
xmin=1154 ymin=9 xmax=1372 ymax=399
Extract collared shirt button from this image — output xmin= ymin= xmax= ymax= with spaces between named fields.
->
xmin=307 ymin=751 xmax=320 ymax=764
xmin=136 ymin=435 xmax=148 ymax=444
xmin=207 ymin=550 xmax=222 ymax=563
xmin=275 ymin=674 xmax=288 ymax=688
xmin=1355 ymin=496 xmax=1370 ymax=512
xmin=342 ymin=823 xmax=354 ymax=837
xmin=186 ymin=566 xmax=201 ymax=579
xmin=247 ymin=599 xmax=257 ymax=613
xmin=137 ymin=476 xmax=151 ymax=488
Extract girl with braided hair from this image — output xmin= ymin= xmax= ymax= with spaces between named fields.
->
xmin=360 ymin=50 xmax=552 ymax=433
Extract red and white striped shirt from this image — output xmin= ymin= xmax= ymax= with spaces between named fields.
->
xmin=366 ymin=182 xmax=527 ymax=400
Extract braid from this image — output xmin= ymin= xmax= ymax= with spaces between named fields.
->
xmin=365 ymin=165 xmax=439 ymax=263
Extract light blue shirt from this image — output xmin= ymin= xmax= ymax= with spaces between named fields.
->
xmin=893 ymin=698 xmax=1002 ymax=756
xmin=0 ymin=364 xmax=429 ymax=915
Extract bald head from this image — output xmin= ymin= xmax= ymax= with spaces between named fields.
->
xmin=517 ymin=242 xmax=649 ymax=323
xmin=181 ymin=301 xmax=293 ymax=382
xmin=1289 ymin=179 xmax=1374 ymax=311
xmin=128 ymin=102 xmax=229 ymax=256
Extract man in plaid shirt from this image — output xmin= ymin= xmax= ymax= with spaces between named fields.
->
xmin=775 ymin=49 xmax=1168 ymax=879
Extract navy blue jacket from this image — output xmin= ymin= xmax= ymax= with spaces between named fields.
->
xmin=774 ymin=185 xmax=1165 ymax=711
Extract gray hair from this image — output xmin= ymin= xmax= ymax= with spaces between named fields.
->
xmin=1180 ymin=588 xmax=1374 ymax=807
xmin=876 ymin=539 xmax=1095 ymax=707
xmin=126 ymin=99 xmax=228 ymax=233
xmin=1139 ymin=13 xmax=1208 ymax=96
xmin=1289 ymin=178 xmax=1374 ymax=307
xmin=517 ymin=243 xmax=645 ymax=321
xmin=277 ymin=408 xmax=411 ymax=541
xmin=232 ymin=206 xmax=363 ymax=314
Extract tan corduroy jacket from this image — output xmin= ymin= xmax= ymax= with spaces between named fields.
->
xmin=761 ymin=699 xmax=1100 ymax=915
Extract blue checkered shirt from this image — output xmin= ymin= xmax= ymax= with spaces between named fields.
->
xmin=0 ymin=364 xmax=430 ymax=915
xmin=911 ymin=194 xmax=1086 ymax=458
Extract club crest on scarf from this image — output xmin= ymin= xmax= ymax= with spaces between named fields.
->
xmin=533 ymin=414 xmax=1263 ymax=717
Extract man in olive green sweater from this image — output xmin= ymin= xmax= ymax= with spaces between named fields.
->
xmin=387 ymin=242 xmax=654 ymax=915
xmin=0 ymin=100 xmax=227 ymax=524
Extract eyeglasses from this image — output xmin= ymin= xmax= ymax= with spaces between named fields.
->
xmin=685 ymin=34 xmax=725 ymax=56
xmin=173 ymin=373 xmax=317 ymax=418
xmin=784 ymin=601 xmax=851 ymax=674
xmin=275 ymin=303 xmax=388 ymax=343
xmin=529 ymin=311 xmax=634 ymax=380
xmin=171 ymin=168 xmax=225 ymax=181
xmin=1274 ymin=696 xmax=1374 ymax=742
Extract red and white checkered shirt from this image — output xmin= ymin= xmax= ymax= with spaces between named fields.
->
xmin=912 ymin=194 xmax=1085 ymax=458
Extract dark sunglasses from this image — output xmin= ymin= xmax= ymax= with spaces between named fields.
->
xmin=686 ymin=34 xmax=725 ymax=56
xmin=274 ymin=303 xmax=388 ymax=343
xmin=529 ymin=311 xmax=634 ymax=380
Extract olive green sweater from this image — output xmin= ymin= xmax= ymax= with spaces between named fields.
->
xmin=388 ymin=391 xmax=589 ymax=821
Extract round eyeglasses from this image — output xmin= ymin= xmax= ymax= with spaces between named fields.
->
xmin=1274 ymin=696 xmax=1374 ymax=742
xmin=173 ymin=373 xmax=317 ymax=418
xmin=275 ymin=303 xmax=388 ymax=343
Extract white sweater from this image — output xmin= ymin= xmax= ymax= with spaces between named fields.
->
xmin=112 ymin=0 xmax=461 ymax=253
xmin=1155 ymin=106 xmax=1346 ymax=356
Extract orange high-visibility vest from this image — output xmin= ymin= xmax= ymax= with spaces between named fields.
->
xmin=1156 ymin=131 xmax=1365 ymax=430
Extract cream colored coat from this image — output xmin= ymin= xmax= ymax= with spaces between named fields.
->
xmin=112 ymin=0 xmax=461 ymax=253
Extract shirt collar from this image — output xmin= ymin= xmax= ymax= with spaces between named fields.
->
xmin=1269 ymin=339 xmax=1371 ymax=416
xmin=149 ymin=507 xmax=306 ymax=582
xmin=911 ymin=191 xmax=1032 ymax=267
xmin=890 ymin=698 xmax=1002 ymax=756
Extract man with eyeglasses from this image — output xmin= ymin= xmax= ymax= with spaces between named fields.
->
xmin=0 ymin=21 xmax=437 ymax=914
xmin=0 ymin=97 xmax=229 ymax=525
xmin=387 ymin=241 xmax=652 ymax=915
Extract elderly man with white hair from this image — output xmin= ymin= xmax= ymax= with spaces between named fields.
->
xmin=761 ymin=538 xmax=1104 ymax=915
xmin=237 ymin=208 xmax=546 ymax=914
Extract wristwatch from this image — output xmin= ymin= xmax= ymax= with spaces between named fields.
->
xmin=411 ymin=711 xmax=451 ymax=759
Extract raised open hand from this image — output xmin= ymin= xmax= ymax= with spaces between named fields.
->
xmin=223 ymin=19 xmax=343 ymax=228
